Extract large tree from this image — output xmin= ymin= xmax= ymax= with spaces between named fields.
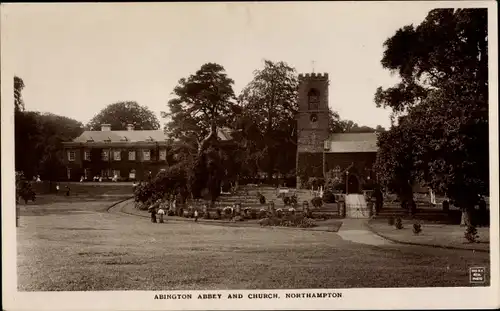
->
xmin=374 ymin=9 xmax=488 ymax=223
xmin=374 ymin=115 xmax=417 ymax=204
xmin=87 ymin=101 xmax=160 ymax=131
xmin=16 ymin=108 xmax=83 ymax=181
xmin=163 ymin=63 xmax=237 ymax=153
xmin=238 ymin=60 xmax=298 ymax=181
xmin=163 ymin=63 xmax=237 ymax=202
xmin=329 ymin=108 xmax=383 ymax=133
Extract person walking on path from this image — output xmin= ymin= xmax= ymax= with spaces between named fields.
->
xmin=194 ymin=209 xmax=199 ymax=222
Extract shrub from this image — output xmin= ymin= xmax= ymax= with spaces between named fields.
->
xmin=257 ymin=192 xmax=266 ymax=204
xmin=215 ymin=208 xmax=222 ymax=219
xmin=258 ymin=209 xmax=267 ymax=219
xmin=203 ymin=211 xmax=211 ymax=219
xmin=259 ymin=218 xmax=271 ymax=226
xmin=233 ymin=215 xmax=244 ymax=222
xmin=177 ymin=208 xmax=184 ymax=217
xmin=167 ymin=210 xmax=175 ymax=216
xmin=464 ymin=225 xmax=479 ymax=243
xmin=283 ymin=196 xmax=291 ymax=206
xmin=276 ymin=208 xmax=283 ymax=218
xmin=388 ymin=216 xmax=395 ymax=226
xmin=442 ymin=200 xmax=450 ymax=212
xmin=259 ymin=215 xmax=317 ymax=228
xmin=395 ymin=217 xmax=403 ymax=229
xmin=311 ymin=197 xmax=323 ymax=208
xmin=296 ymin=217 xmax=317 ymax=228
xmin=412 ymin=223 xmax=422 ymax=235
xmin=249 ymin=209 xmax=257 ymax=219
xmin=322 ymin=190 xmax=336 ymax=203
xmin=290 ymin=195 xmax=298 ymax=205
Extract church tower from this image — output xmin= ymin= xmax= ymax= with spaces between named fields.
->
xmin=296 ymin=73 xmax=330 ymax=188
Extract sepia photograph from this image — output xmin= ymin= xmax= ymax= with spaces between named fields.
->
xmin=1 ymin=2 xmax=498 ymax=310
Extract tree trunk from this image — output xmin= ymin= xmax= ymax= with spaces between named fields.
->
xmin=460 ymin=208 xmax=474 ymax=227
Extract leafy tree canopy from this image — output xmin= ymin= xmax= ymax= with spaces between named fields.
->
xmin=163 ymin=63 xmax=237 ymax=153
xmin=87 ymin=101 xmax=160 ymax=131
xmin=238 ymin=60 xmax=299 ymax=179
xmin=374 ymin=9 xmax=488 ymax=213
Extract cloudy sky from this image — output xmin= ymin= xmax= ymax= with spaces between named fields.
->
xmin=3 ymin=2 xmax=440 ymax=128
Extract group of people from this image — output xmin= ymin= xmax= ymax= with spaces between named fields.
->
xmin=147 ymin=199 xmax=201 ymax=224
xmin=83 ymin=175 xmax=120 ymax=182
xmin=148 ymin=200 xmax=166 ymax=223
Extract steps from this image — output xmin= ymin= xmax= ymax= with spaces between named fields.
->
xmin=345 ymin=194 xmax=370 ymax=219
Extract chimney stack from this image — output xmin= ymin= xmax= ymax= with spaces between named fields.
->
xmin=127 ymin=124 xmax=135 ymax=131
xmin=101 ymin=124 xmax=111 ymax=131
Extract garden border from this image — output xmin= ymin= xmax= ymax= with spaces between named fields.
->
xmin=107 ymin=198 xmax=342 ymax=232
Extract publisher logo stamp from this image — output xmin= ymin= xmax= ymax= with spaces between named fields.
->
xmin=469 ymin=267 xmax=486 ymax=283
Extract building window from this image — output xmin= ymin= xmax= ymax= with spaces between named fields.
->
xmin=67 ymin=168 xmax=71 ymax=180
xmin=143 ymin=149 xmax=151 ymax=161
xmin=67 ymin=151 xmax=76 ymax=162
xmin=102 ymin=150 xmax=109 ymax=161
xmin=129 ymin=169 xmax=136 ymax=180
xmin=128 ymin=150 xmax=136 ymax=161
xmin=113 ymin=170 xmax=121 ymax=178
xmin=113 ymin=150 xmax=121 ymax=161
xmin=84 ymin=150 xmax=91 ymax=161
xmin=308 ymin=88 xmax=320 ymax=110
xmin=159 ymin=149 xmax=167 ymax=161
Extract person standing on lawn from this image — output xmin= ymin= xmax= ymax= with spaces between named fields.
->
xmin=157 ymin=203 xmax=165 ymax=223
xmin=149 ymin=200 xmax=159 ymax=223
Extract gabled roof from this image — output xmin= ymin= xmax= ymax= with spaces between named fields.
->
xmin=325 ymin=132 xmax=378 ymax=153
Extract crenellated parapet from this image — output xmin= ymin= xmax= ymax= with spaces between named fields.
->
xmin=298 ymin=72 xmax=329 ymax=81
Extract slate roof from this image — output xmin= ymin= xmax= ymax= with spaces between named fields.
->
xmin=72 ymin=130 xmax=167 ymax=143
xmin=325 ymin=132 xmax=379 ymax=153
xmin=71 ymin=128 xmax=233 ymax=143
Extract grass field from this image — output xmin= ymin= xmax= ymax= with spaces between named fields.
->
xmin=17 ymin=199 xmax=490 ymax=291
xmin=368 ymin=219 xmax=490 ymax=251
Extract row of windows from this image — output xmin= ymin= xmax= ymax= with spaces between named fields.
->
xmin=67 ymin=149 xmax=167 ymax=162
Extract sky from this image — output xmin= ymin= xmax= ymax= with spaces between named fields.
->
xmin=2 ymin=2 xmax=436 ymax=129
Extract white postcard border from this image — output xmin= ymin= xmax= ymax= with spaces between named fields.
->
xmin=1 ymin=1 xmax=499 ymax=310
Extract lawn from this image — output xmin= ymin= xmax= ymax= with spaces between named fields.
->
xmin=17 ymin=200 xmax=490 ymax=291
xmin=367 ymin=219 xmax=490 ymax=252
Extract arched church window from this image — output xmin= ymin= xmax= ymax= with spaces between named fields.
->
xmin=308 ymin=89 xmax=320 ymax=110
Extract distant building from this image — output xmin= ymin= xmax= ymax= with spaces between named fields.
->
xmin=62 ymin=124 xmax=232 ymax=182
xmin=296 ymin=73 xmax=378 ymax=192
